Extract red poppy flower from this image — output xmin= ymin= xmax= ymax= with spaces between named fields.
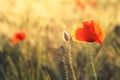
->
xmin=75 ymin=0 xmax=85 ymax=10
xmin=72 ymin=20 xmax=104 ymax=44
xmin=12 ymin=30 xmax=26 ymax=44
xmin=88 ymin=0 xmax=97 ymax=9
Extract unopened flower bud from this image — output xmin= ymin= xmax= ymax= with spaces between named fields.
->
xmin=62 ymin=31 xmax=70 ymax=42
xmin=59 ymin=45 xmax=65 ymax=54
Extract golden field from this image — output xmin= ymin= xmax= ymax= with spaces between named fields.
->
xmin=0 ymin=0 xmax=120 ymax=80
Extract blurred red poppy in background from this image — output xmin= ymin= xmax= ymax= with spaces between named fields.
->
xmin=87 ymin=0 xmax=97 ymax=9
xmin=75 ymin=0 xmax=85 ymax=10
xmin=12 ymin=30 xmax=26 ymax=44
xmin=72 ymin=20 xmax=104 ymax=44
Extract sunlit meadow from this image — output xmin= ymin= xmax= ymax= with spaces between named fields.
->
xmin=0 ymin=0 xmax=120 ymax=80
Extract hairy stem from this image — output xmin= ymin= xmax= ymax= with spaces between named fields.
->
xmin=62 ymin=56 xmax=69 ymax=80
xmin=89 ymin=43 xmax=97 ymax=80
xmin=68 ymin=43 xmax=76 ymax=80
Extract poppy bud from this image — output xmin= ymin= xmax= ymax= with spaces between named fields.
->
xmin=59 ymin=45 xmax=66 ymax=54
xmin=62 ymin=31 xmax=70 ymax=42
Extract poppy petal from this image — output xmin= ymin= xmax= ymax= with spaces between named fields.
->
xmin=72 ymin=20 xmax=104 ymax=44
xmin=12 ymin=30 xmax=26 ymax=44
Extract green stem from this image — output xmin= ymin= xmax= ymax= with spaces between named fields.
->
xmin=89 ymin=43 xmax=97 ymax=80
xmin=67 ymin=43 xmax=76 ymax=80
xmin=62 ymin=56 xmax=69 ymax=80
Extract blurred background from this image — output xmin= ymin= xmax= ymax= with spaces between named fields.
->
xmin=0 ymin=0 xmax=120 ymax=80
